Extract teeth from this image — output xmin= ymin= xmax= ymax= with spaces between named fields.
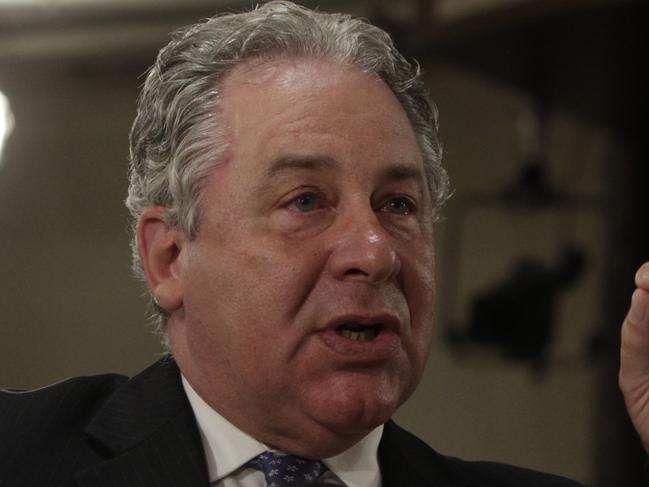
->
xmin=338 ymin=327 xmax=379 ymax=341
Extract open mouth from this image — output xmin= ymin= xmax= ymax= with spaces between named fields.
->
xmin=335 ymin=321 xmax=382 ymax=342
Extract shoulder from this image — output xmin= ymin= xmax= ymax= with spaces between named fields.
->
xmin=1 ymin=372 xmax=128 ymax=422
xmin=445 ymin=457 xmax=585 ymax=487
xmin=380 ymin=421 xmax=586 ymax=487
xmin=0 ymin=373 xmax=128 ymax=468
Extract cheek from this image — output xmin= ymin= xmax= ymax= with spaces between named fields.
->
xmin=184 ymin=239 xmax=324 ymax=335
xmin=403 ymin=242 xmax=436 ymax=353
xmin=404 ymin=239 xmax=436 ymax=308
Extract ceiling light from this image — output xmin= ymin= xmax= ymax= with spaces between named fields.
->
xmin=0 ymin=90 xmax=15 ymax=169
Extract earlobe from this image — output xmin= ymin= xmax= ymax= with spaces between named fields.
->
xmin=136 ymin=207 xmax=185 ymax=313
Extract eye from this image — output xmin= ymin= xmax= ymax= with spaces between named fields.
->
xmin=381 ymin=196 xmax=416 ymax=215
xmin=290 ymin=192 xmax=319 ymax=212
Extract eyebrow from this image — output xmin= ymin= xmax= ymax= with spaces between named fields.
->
xmin=265 ymin=155 xmax=338 ymax=179
xmin=262 ymin=154 xmax=426 ymax=194
xmin=380 ymin=163 xmax=425 ymax=185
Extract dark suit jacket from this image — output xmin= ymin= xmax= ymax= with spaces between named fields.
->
xmin=0 ymin=358 xmax=585 ymax=486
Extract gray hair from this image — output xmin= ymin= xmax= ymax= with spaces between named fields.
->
xmin=126 ymin=0 xmax=449 ymax=333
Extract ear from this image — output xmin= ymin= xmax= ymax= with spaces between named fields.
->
xmin=136 ymin=207 xmax=186 ymax=313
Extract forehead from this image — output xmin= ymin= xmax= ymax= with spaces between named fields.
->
xmin=221 ymin=56 xmax=391 ymax=101
xmin=214 ymin=57 xmax=424 ymax=183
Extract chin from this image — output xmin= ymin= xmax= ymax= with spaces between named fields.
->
xmin=285 ymin=394 xmax=394 ymax=458
xmin=265 ymin=375 xmax=415 ymax=458
xmin=308 ymin=375 xmax=410 ymax=435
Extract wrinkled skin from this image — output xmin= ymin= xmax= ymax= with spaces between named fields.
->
xmin=620 ymin=261 xmax=649 ymax=454
xmin=139 ymin=58 xmax=437 ymax=458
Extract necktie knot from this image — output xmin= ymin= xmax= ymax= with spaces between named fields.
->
xmin=246 ymin=451 xmax=327 ymax=486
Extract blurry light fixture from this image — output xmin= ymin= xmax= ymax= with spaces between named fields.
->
xmin=0 ymin=90 xmax=15 ymax=169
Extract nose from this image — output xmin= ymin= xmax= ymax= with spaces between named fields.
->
xmin=327 ymin=209 xmax=401 ymax=284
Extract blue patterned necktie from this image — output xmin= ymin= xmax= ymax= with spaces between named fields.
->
xmin=246 ymin=451 xmax=327 ymax=486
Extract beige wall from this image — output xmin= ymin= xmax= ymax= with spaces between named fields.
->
xmin=0 ymin=62 xmax=163 ymax=385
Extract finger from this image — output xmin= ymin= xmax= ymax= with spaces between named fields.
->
xmin=621 ymin=288 xmax=649 ymax=379
xmin=619 ymin=287 xmax=649 ymax=452
xmin=636 ymin=262 xmax=649 ymax=291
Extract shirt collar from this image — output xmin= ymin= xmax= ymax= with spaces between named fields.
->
xmin=322 ymin=425 xmax=383 ymax=487
xmin=182 ymin=374 xmax=383 ymax=487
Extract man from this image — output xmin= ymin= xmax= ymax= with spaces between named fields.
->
xmin=1 ymin=2 xmax=648 ymax=486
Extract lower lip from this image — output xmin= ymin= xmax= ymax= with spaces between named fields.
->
xmin=316 ymin=328 xmax=401 ymax=362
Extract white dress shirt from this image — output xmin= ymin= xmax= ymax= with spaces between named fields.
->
xmin=182 ymin=375 xmax=382 ymax=487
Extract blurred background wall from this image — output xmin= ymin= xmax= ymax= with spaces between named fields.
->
xmin=0 ymin=1 xmax=647 ymax=485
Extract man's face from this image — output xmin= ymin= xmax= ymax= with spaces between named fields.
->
xmin=169 ymin=58 xmax=436 ymax=456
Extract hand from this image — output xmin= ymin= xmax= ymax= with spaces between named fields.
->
xmin=620 ymin=262 xmax=649 ymax=453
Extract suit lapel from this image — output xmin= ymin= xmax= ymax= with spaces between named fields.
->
xmin=75 ymin=357 xmax=210 ymax=487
